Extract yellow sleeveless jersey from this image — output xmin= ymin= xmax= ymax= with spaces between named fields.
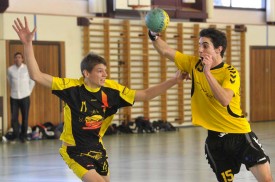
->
xmin=174 ymin=51 xmax=251 ymax=133
xmin=52 ymin=77 xmax=136 ymax=146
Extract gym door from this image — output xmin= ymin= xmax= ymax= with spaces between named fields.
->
xmin=250 ymin=46 xmax=275 ymax=122
xmin=6 ymin=40 xmax=65 ymax=128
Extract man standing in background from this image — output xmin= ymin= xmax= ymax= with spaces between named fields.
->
xmin=7 ymin=52 xmax=35 ymax=142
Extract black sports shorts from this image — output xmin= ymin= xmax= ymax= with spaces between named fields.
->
xmin=205 ymin=130 xmax=270 ymax=182
xmin=60 ymin=145 xmax=109 ymax=179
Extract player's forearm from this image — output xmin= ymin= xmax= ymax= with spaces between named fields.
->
xmin=23 ymin=42 xmax=41 ymax=80
xmin=152 ymin=38 xmax=167 ymax=56
xmin=23 ymin=43 xmax=52 ymax=88
xmin=143 ymin=77 xmax=177 ymax=100
xmin=152 ymin=38 xmax=176 ymax=61
xmin=204 ymin=71 xmax=232 ymax=106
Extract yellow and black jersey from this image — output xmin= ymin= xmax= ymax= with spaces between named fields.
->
xmin=52 ymin=77 xmax=136 ymax=147
xmin=174 ymin=51 xmax=251 ymax=133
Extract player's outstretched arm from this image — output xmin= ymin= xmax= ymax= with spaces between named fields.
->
xmin=148 ymin=31 xmax=177 ymax=62
xmin=12 ymin=17 xmax=53 ymax=88
xmin=135 ymin=70 xmax=187 ymax=101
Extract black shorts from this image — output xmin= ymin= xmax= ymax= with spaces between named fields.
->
xmin=60 ymin=144 xmax=109 ymax=179
xmin=205 ymin=130 xmax=270 ymax=182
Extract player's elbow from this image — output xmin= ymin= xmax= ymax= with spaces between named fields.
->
xmin=29 ymin=74 xmax=37 ymax=81
xmin=220 ymin=99 xmax=231 ymax=107
xmin=29 ymin=72 xmax=39 ymax=82
xmin=216 ymin=96 xmax=231 ymax=107
xmin=221 ymin=102 xmax=229 ymax=107
xmin=30 ymin=72 xmax=43 ymax=83
xmin=141 ymin=91 xmax=155 ymax=101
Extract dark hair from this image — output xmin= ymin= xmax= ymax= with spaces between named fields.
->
xmin=80 ymin=53 xmax=107 ymax=76
xmin=14 ymin=52 xmax=23 ymax=58
xmin=199 ymin=28 xmax=227 ymax=58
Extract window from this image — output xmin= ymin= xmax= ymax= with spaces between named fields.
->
xmin=214 ymin=0 xmax=265 ymax=9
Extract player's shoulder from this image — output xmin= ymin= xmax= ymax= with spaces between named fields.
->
xmin=223 ymin=63 xmax=240 ymax=82
xmin=105 ymin=79 xmax=118 ymax=84
xmin=53 ymin=77 xmax=82 ymax=87
xmin=224 ymin=63 xmax=239 ymax=73
xmin=104 ymin=79 xmax=120 ymax=88
xmin=176 ymin=51 xmax=198 ymax=60
xmin=104 ymin=79 xmax=133 ymax=93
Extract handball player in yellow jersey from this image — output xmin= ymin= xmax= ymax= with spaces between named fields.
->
xmin=148 ymin=28 xmax=273 ymax=182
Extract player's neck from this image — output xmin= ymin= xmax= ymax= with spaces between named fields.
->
xmin=211 ymin=56 xmax=223 ymax=68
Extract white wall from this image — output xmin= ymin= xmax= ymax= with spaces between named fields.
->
xmin=6 ymin=0 xmax=92 ymax=17
xmin=0 ymin=39 xmax=7 ymax=133
xmin=267 ymin=26 xmax=275 ymax=45
xmin=208 ymin=9 xmax=266 ymax=25
xmin=0 ymin=15 xmax=8 ymax=132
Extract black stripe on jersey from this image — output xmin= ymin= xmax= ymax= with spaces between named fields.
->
xmin=227 ymin=66 xmax=234 ymax=70
xmin=195 ymin=59 xmax=204 ymax=72
xmin=191 ymin=70 xmax=194 ymax=97
xmin=230 ymin=79 xmax=236 ymax=84
xmin=227 ymin=105 xmax=244 ymax=118
xmin=227 ymin=66 xmax=237 ymax=85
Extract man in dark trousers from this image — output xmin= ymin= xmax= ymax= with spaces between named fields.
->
xmin=7 ymin=52 xmax=35 ymax=142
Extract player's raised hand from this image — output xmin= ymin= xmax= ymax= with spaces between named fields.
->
xmin=12 ymin=16 xmax=36 ymax=44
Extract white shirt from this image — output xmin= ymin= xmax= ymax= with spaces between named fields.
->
xmin=7 ymin=64 xmax=35 ymax=99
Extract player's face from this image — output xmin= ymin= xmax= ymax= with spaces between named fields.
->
xmin=198 ymin=37 xmax=217 ymax=59
xmin=86 ymin=63 xmax=108 ymax=88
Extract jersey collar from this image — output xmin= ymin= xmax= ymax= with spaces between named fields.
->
xmin=211 ymin=62 xmax=224 ymax=70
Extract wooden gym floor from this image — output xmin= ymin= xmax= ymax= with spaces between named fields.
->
xmin=0 ymin=121 xmax=275 ymax=182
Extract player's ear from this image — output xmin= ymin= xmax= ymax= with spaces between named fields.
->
xmin=82 ymin=70 xmax=89 ymax=77
xmin=216 ymin=46 xmax=223 ymax=54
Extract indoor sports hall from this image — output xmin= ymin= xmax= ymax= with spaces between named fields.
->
xmin=0 ymin=0 xmax=275 ymax=182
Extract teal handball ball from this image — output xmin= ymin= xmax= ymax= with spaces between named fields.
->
xmin=145 ymin=8 xmax=170 ymax=33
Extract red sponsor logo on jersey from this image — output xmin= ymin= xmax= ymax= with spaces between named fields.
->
xmin=83 ymin=115 xmax=103 ymax=130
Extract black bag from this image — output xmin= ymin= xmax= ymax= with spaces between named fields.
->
xmin=153 ymin=120 xmax=176 ymax=132
xmin=135 ymin=116 xmax=155 ymax=133
xmin=117 ymin=121 xmax=133 ymax=134
xmin=32 ymin=122 xmax=56 ymax=140
xmin=4 ymin=128 xmax=16 ymax=141
xmin=105 ymin=123 xmax=118 ymax=135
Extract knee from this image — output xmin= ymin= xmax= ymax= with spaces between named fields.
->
xmin=258 ymin=174 xmax=273 ymax=182
xmin=263 ymin=176 xmax=273 ymax=182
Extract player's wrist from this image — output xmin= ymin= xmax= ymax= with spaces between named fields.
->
xmin=148 ymin=30 xmax=159 ymax=41
xmin=170 ymin=76 xmax=178 ymax=85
